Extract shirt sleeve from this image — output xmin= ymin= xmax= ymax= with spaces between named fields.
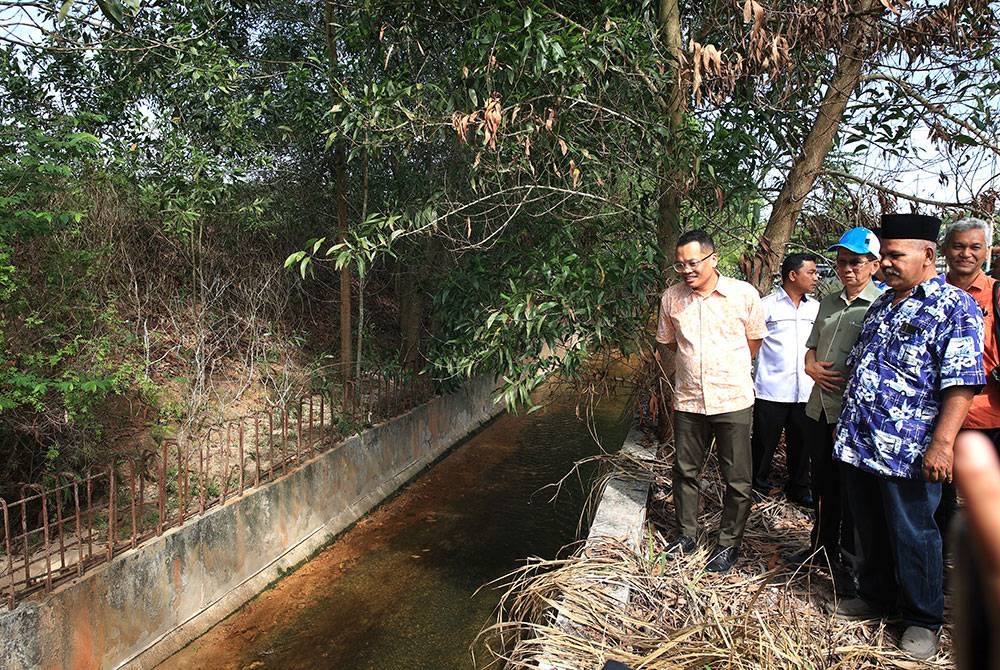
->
xmin=805 ymin=304 xmax=823 ymax=350
xmin=940 ymin=293 xmax=988 ymax=390
xmin=745 ymin=290 xmax=767 ymax=340
xmin=656 ymin=290 xmax=675 ymax=345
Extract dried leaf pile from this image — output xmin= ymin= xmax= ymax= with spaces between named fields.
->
xmin=478 ymin=437 xmax=952 ymax=669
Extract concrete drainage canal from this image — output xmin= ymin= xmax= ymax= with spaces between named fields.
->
xmin=157 ymin=388 xmax=631 ymax=670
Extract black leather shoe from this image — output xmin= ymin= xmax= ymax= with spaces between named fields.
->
xmin=664 ymin=535 xmax=697 ymax=558
xmin=705 ymin=545 xmax=738 ymax=573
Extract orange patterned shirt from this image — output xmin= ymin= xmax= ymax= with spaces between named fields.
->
xmin=949 ymin=271 xmax=1000 ymax=430
xmin=657 ymin=274 xmax=767 ymax=415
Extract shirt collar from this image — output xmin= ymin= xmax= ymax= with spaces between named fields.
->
xmin=909 ymin=274 xmax=945 ymax=299
xmin=839 ymin=280 xmax=883 ymax=305
xmin=966 ymin=271 xmax=990 ymax=294
xmin=709 ymin=272 xmax=732 ymax=297
xmin=776 ymin=285 xmax=811 ymax=304
xmin=859 ymin=280 xmax=883 ymax=302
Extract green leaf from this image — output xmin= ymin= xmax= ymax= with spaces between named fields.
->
xmin=284 ymin=251 xmax=305 ymax=268
xmin=95 ymin=0 xmax=125 ymax=27
xmin=524 ymin=6 xmax=533 ymax=28
xmin=58 ymin=0 xmax=75 ymax=20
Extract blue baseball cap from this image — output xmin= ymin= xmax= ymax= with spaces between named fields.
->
xmin=827 ymin=227 xmax=880 ymax=257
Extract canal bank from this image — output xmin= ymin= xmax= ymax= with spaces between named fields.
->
xmin=0 ymin=378 xmax=502 ymax=670
xmin=157 ymin=387 xmax=632 ymax=670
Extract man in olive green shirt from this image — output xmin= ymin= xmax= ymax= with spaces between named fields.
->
xmin=797 ymin=228 xmax=883 ymax=584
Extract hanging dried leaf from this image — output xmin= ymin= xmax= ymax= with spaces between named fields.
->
xmin=483 ymin=93 xmax=503 ymax=150
xmin=752 ymin=1 xmax=765 ymax=32
xmin=524 ymin=136 xmax=531 ymax=158
xmin=690 ymin=40 xmax=704 ymax=105
xmin=451 ymin=111 xmax=468 ymax=143
xmin=544 ymin=107 xmax=556 ymax=131
xmin=702 ymin=44 xmax=722 ymax=75
xmin=570 ymin=160 xmax=581 ymax=189
xmin=558 ymin=138 xmax=568 ymax=156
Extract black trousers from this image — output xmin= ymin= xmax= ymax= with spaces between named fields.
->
xmin=750 ymin=399 xmax=810 ymax=497
xmin=807 ymin=412 xmax=855 ymax=559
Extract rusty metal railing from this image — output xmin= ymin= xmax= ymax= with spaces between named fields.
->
xmin=0 ymin=370 xmax=435 ymax=610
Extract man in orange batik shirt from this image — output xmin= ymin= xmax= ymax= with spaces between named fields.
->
xmin=939 ymin=217 xmax=1000 ymax=537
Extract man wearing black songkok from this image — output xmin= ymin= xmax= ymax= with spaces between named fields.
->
xmin=829 ymin=213 xmax=986 ymax=660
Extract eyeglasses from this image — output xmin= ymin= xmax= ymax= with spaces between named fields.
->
xmin=672 ymin=252 xmax=715 ymax=273
xmin=834 ymin=258 xmax=872 ymax=269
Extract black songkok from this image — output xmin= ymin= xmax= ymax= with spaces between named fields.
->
xmin=879 ymin=214 xmax=941 ymax=242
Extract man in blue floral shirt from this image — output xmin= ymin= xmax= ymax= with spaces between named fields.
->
xmin=831 ymin=213 xmax=985 ymax=660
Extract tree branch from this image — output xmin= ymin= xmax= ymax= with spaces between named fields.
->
xmin=862 ymin=73 xmax=1000 ymax=155
xmin=822 ymin=167 xmax=975 ymax=209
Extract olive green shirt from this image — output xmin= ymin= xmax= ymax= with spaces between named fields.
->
xmin=804 ymin=281 xmax=884 ymax=422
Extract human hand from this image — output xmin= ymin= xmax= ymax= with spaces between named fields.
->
xmin=922 ymin=438 xmax=954 ymax=483
xmin=804 ymin=358 xmax=844 ymax=393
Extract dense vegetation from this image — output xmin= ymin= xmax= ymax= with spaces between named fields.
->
xmin=1 ymin=0 xmax=997 ymax=486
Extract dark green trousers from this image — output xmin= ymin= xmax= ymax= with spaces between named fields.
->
xmin=672 ymin=407 xmax=754 ymax=548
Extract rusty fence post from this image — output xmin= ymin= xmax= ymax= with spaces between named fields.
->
xmin=237 ymin=420 xmax=246 ymax=496
xmin=21 ymin=483 xmax=52 ymax=594
xmin=1 ymin=499 xmax=14 ymax=609
xmin=107 ymin=464 xmax=117 ymax=563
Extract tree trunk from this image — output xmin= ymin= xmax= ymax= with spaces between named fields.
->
xmin=397 ymin=270 xmax=423 ymax=371
xmin=656 ymin=0 xmax=685 ymax=269
xmin=742 ymin=0 xmax=882 ymax=294
xmin=324 ymin=0 xmax=353 ymax=381
xmin=655 ymin=0 xmax=685 ymax=442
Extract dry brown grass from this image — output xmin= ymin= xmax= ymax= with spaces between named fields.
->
xmin=477 ymin=437 xmax=952 ymax=670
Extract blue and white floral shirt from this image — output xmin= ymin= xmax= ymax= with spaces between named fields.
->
xmin=833 ymin=275 xmax=985 ymax=478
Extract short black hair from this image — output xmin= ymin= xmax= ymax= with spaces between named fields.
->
xmin=676 ymin=229 xmax=715 ymax=252
xmin=781 ymin=252 xmax=820 ymax=282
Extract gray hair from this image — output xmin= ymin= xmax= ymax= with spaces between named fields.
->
xmin=943 ymin=217 xmax=991 ymax=246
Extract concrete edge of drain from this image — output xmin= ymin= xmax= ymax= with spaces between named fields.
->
xmin=536 ymin=423 xmax=656 ymax=670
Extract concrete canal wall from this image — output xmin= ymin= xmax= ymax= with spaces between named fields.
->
xmin=0 ymin=378 xmax=501 ymax=670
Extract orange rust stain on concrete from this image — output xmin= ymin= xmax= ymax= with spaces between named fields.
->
xmin=172 ymin=556 xmax=183 ymax=589
xmin=67 ymin=598 xmax=100 ymax=670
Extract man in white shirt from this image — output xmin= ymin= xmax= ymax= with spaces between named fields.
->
xmin=751 ymin=252 xmax=821 ymax=506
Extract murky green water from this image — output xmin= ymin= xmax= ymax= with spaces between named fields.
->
xmin=159 ymin=389 xmax=630 ymax=670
